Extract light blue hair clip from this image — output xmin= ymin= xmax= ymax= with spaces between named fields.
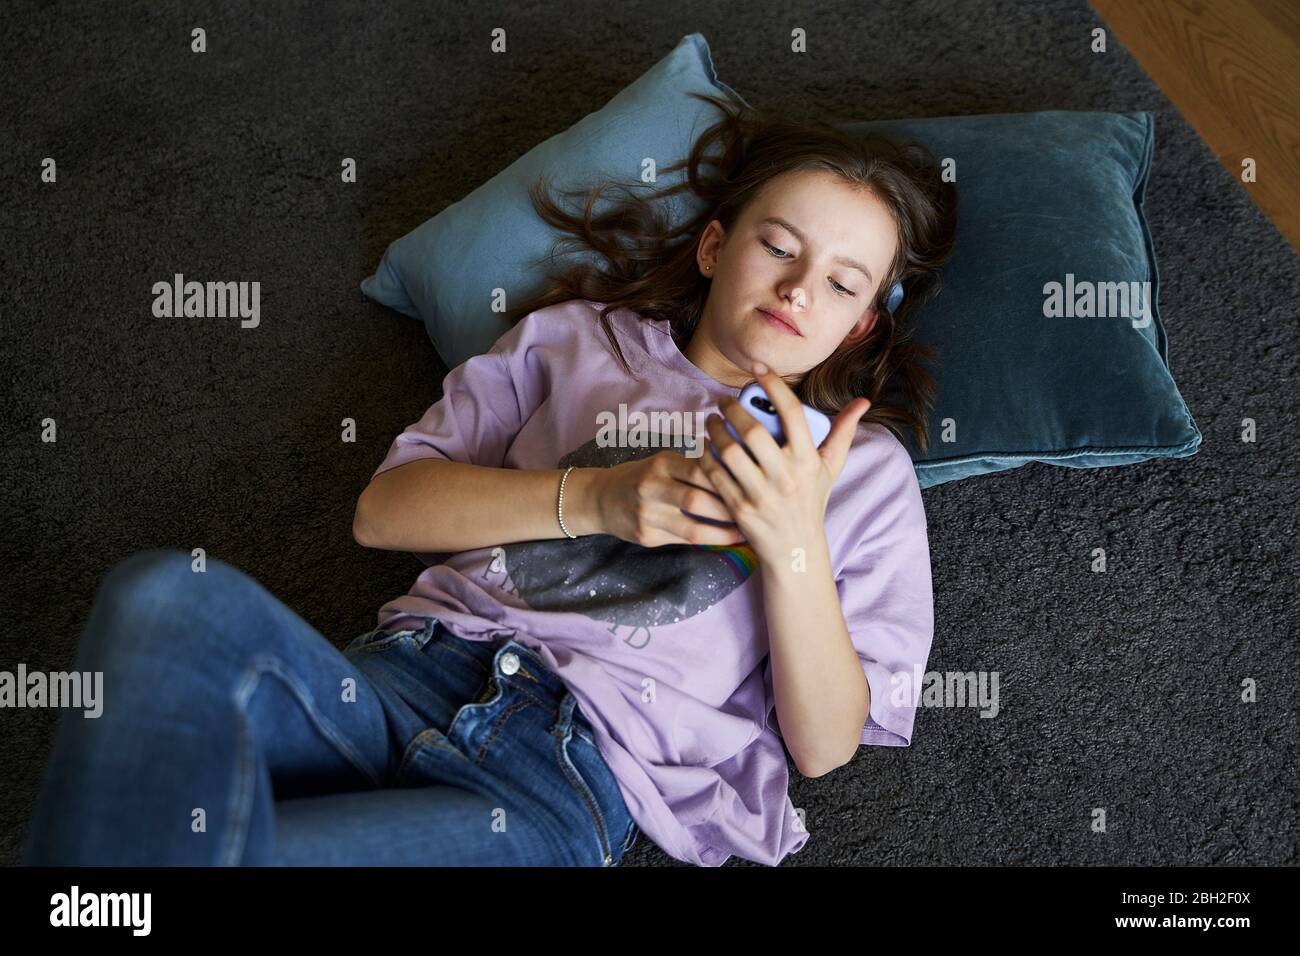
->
xmin=885 ymin=279 xmax=904 ymax=313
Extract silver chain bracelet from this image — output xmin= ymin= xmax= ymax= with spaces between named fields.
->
xmin=557 ymin=465 xmax=577 ymax=539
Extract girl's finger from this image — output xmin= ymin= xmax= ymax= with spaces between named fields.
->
xmin=665 ymin=453 xmax=741 ymax=517
xmin=716 ymin=397 xmax=786 ymax=480
xmin=699 ymin=431 xmax=750 ymax=509
xmin=660 ymin=504 xmax=748 ymax=547
xmin=706 ymin=412 xmax=768 ymax=500
xmin=673 ymin=481 xmax=737 ymax=525
xmin=752 ymin=368 xmax=817 ymax=459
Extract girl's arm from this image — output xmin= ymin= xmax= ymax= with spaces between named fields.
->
xmin=353 ymin=459 xmax=605 ymax=552
xmin=354 ymin=452 xmax=746 ymax=553
xmin=355 ymin=308 xmax=594 ymax=553
xmin=760 ymin=543 xmax=871 ymax=777
xmin=696 ymin=364 xmax=876 ymax=776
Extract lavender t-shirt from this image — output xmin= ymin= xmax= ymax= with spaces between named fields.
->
xmin=369 ymin=299 xmax=935 ymax=866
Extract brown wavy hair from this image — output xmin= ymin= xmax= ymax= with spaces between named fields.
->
xmin=500 ymin=89 xmax=958 ymax=453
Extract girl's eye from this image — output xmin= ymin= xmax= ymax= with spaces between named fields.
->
xmin=761 ymin=239 xmax=857 ymax=298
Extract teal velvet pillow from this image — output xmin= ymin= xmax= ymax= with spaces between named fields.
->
xmin=841 ymin=110 xmax=1201 ymax=487
xmin=361 ymin=32 xmax=1201 ymax=487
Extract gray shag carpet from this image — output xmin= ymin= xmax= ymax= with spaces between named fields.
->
xmin=2 ymin=0 xmax=1296 ymax=866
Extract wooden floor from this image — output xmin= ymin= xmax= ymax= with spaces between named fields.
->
xmin=1091 ymin=0 xmax=1300 ymax=254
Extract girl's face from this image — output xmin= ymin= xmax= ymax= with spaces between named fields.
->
xmin=688 ymin=168 xmax=899 ymax=388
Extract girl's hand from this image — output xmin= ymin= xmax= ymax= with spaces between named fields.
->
xmin=699 ymin=363 xmax=871 ymax=566
xmin=589 ymin=450 xmax=749 ymax=548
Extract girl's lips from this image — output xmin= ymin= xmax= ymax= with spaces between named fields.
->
xmin=758 ymin=308 xmax=801 ymax=336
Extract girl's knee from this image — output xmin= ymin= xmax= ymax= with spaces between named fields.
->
xmin=90 ymin=549 xmax=249 ymax=651
xmin=99 ymin=548 xmax=202 ymax=614
xmin=105 ymin=547 xmax=194 ymax=580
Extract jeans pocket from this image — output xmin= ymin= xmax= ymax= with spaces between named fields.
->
xmin=346 ymin=627 xmax=418 ymax=654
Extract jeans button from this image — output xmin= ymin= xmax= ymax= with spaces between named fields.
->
xmin=499 ymin=652 xmax=520 ymax=676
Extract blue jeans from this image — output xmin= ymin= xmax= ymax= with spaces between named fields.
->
xmin=21 ymin=549 xmax=640 ymax=866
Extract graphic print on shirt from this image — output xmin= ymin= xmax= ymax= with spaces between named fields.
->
xmin=484 ymin=431 xmax=757 ymax=642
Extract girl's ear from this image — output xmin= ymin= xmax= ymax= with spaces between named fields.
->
xmin=843 ymin=309 xmax=878 ymax=347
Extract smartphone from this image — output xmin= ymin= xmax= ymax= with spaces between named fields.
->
xmin=683 ymin=383 xmax=833 ymax=527
xmin=720 ymin=382 xmax=833 ymax=451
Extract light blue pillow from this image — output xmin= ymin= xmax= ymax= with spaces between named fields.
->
xmin=360 ymin=33 xmax=741 ymax=367
xmin=361 ymin=33 xmax=1201 ymax=487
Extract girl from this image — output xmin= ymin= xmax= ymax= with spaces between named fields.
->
xmin=22 ymin=90 xmax=957 ymax=868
